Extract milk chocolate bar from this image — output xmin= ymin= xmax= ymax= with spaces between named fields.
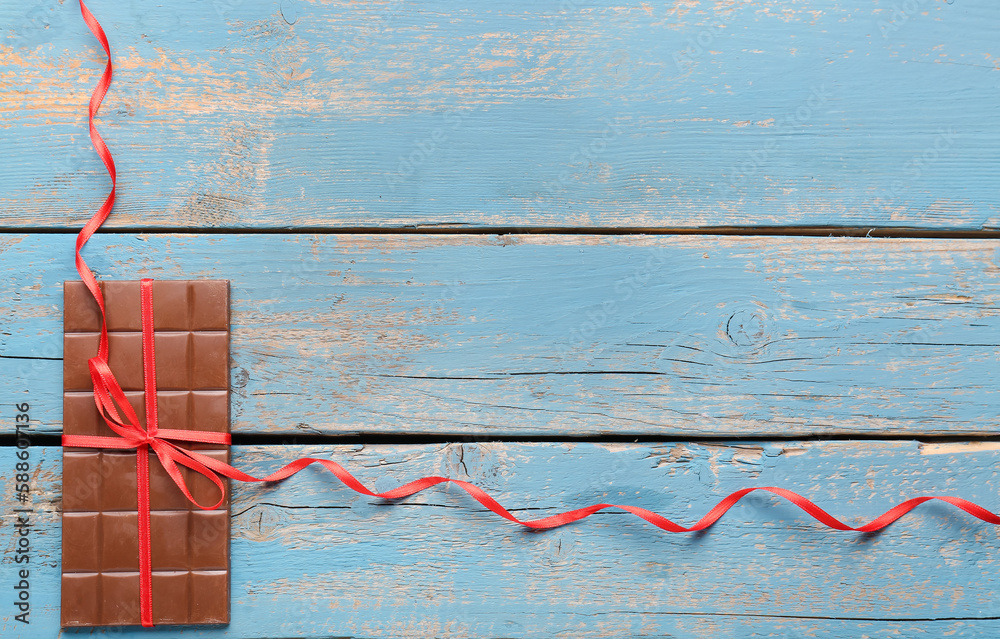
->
xmin=62 ymin=280 xmax=231 ymax=627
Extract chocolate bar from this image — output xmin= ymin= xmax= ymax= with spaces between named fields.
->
xmin=62 ymin=280 xmax=231 ymax=627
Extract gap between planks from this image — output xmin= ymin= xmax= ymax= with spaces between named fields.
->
xmin=4 ymin=226 xmax=1000 ymax=238
xmin=7 ymin=434 xmax=1000 ymax=448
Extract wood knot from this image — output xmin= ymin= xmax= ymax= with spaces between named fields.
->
xmin=726 ymin=308 xmax=769 ymax=347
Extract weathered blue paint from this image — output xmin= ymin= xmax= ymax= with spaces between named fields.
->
xmin=2 ymin=233 xmax=998 ymax=437
xmin=1 ymin=0 xmax=997 ymax=229
xmin=2 ymin=442 xmax=999 ymax=637
xmin=2 ymin=1 xmax=998 ymax=636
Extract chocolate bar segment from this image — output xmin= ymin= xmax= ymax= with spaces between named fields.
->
xmin=62 ymin=280 xmax=231 ymax=627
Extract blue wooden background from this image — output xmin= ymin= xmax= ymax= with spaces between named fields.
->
xmin=1 ymin=0 xmax=999 ymax=637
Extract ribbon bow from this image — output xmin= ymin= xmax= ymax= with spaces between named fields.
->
xmin=64 ymin=279 xmax=231 ymax=507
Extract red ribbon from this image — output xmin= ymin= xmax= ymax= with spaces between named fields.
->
xmin=71 ymin=0 xmax=1000 ymax=628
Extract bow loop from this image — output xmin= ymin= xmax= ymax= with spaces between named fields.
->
xmin=153 ymin=442 xmax=229 ymax=511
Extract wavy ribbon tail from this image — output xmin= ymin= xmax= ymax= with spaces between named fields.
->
xmin=180 ymin=452 xmax=1000 ymax=533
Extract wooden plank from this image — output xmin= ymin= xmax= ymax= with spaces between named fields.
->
xmin=3 ymin=233 xmax=999 ymax=437
xmin=2 ymin=0 xmax=998 ymax=230
xmin=3 ymin=441 xmax=1000 ymax=637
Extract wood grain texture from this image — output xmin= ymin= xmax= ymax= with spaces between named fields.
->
xmin=2 ymin=233 xmax=999 ymax=437
xmin=1 ymin=0 xmax=998 ymax=230
xmin=3 ymin=441 xmax=1000 ymax=638
xmin=3 ymin=2 xmax=998 ymax=635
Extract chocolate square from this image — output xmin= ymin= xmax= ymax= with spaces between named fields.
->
xmin=62 ymin=280 xmax=231 ymax=627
